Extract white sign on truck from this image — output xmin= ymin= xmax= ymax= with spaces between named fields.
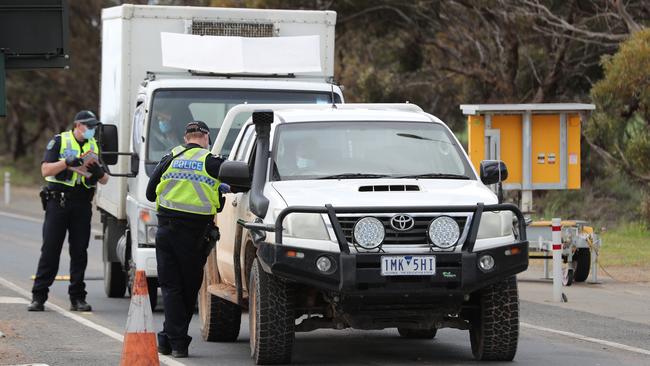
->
xmin=96 ymin=4 xmax=343 ymax=307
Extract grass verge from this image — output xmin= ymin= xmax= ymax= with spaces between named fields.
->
xmin=599 ymin=222 xmax=650 ymax=267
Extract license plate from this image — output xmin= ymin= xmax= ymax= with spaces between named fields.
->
xmin=381 ymin=255 xmax=436 ymax=276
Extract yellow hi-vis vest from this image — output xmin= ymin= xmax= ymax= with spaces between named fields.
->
xmin=155 ymin=146 xmax=221 ymax=215
xmin=45 ymin=130 xmax=99 ymax=188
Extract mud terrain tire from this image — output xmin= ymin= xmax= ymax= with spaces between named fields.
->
xmin=249 ymin=259 xmax=295 ymax=365
xmin=469 ymin=276 xmax=519 ymax=361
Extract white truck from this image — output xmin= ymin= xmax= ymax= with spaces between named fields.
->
xmin=205 ymin=104 xmax=529 ymax=364
xmin=96 ymin=4 xmax=343 ymax=308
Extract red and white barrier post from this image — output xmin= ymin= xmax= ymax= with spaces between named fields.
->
xmin=552 ymin=218 xmax=562 ymax=302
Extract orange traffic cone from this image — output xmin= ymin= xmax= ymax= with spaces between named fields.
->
xmin=120 ymin=270 xmax=160 ymax=366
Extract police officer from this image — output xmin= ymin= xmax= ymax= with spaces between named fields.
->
xmin=146 ymin=121 xmax=227 ymax=358
xmin=28 ymin=110 xmax=109 ymax=312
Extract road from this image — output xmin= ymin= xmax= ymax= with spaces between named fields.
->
xmin=0 ymin=204 xmax=649 ymax=366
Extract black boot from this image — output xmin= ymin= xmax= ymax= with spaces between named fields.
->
xmin=27 ymin=300 xmax=45 ymax=311
xmin=70 ymin=298 xmax=92 ymax=311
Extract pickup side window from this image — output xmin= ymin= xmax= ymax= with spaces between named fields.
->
xmin=234 ymin=124 xmax=255 ymax=162
xmin=131 ymin=101 xmax=145 ymax=153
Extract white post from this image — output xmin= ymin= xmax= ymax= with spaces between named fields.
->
xmin=3 ymin=172 xmax=9 ymax=205
xmin=552 ymin=218 xmax=562 ymax=302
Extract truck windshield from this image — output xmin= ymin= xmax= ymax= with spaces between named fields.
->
xmin=146 ymin=89 xmax=340 ymax=164
xmin=271 ymin=121 xmax=475 ymax=181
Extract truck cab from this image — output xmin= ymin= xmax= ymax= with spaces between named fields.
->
xmin=96 ymin=4 xmax=343 ymax=307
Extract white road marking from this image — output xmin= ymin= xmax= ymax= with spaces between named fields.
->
xmin=0 ymin=210 xmax=102 ymax=235
xmin=0 ymin=276 xmax=185 ymax=366
xmin=0 ymin=296 xmax=29 ymax=304
xmin=521 ymin=322 xmax=650 ymax=356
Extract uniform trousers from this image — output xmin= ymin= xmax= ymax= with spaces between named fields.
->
xmin=32 ymin=197 xmax=92 ymax=302
xmin=155 ymin=216 xmax=210 ymax=350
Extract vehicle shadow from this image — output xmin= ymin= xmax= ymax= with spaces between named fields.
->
xmin=291 ymin=328 xmax=479 ymax=365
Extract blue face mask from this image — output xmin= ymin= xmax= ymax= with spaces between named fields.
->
xmin=83 ymin=127 xmax=96 ymax=140
xmin=159 ymin=119 xmax=171 ymax=133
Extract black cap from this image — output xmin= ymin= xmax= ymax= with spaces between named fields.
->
xmin=185 ymin=121 xmax=210 ymax=135
xmin=74 ymin=110 xmax=101 ymax=127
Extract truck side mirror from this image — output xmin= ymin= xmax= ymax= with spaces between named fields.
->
xmin=480 ymin=160 xmax=508 ymax=185
xmin=218 ymin=161 xmax=251 ymax=192
xmin=99 ymin=124 xmax=119 ymax=166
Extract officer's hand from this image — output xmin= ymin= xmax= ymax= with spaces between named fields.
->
xmin=65 ymin=156 xmax=84 ymax=167
xmin=88 ymin=162 xmax=106 ymax=179
xmin=218 ymin=183 xmax=231 ymax=194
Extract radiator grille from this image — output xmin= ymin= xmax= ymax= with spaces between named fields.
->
xmin=337 ymin=215 xmax=468 ymax=246
xmin=191 ymin=21 xmax=275 ymax=37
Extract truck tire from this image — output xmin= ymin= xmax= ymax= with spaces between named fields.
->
xmin=249 ymin=259 xmax=295 ymax=365
xmin=102 ymin=216 xmax=127 ymax=298
xmin=469 ymin=276 xmax=519 ymax=361
xmin=199 ymin=277 xmax=241 ymax=341
xmin=397 ymin=328 xmax=437 ymax=339
xmin=573 ymin=248 xmax=591 ymax=282
xmin=147 ymin=277 xmax=158 ymax=311
xmin=104 ymin=261 xmax=126 ymax=298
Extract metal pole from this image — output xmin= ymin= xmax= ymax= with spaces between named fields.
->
xmin=0 ymin=51 xmax=6 ymax=117
xmin=552 ymin=218 xmax=562 ymax=302
xmin=589 ymin=238 xmax=599 ymax=283
xmin=541 ymin=236 xmax=550 ymax=279
xmin=4 ymin=171 xmax=10 ymax=205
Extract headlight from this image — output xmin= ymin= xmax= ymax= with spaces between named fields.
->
xmin=137 ymin=208 xmax=158 ymax=245
xmin=353 ymin=217 xmax=384 ymax=249
xmin=282 ymin=213 xmax=330 ymax=241
xmin=428 ymin=216 xmax=460 ymax=248
xmin=477 ymin=211 xmax=513 ymax=239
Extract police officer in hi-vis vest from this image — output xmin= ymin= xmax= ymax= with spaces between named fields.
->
xmin=28 ymin=111 xmax=109 ymax=312
xmin=146 ymin=121 xmax=228 ymax=358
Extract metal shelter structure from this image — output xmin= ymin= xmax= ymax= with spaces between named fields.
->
xmin=460 ymin=103 xmax=595 ymax=212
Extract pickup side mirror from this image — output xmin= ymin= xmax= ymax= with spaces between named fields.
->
xmin=480 ymin=160 xmax=508 ymax=185
xmin=218 ymin=161 xmax=251 ymax=192
xmin=99 ymin=124 xmax=119 ymax=166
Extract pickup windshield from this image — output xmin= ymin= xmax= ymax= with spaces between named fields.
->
xmin=146 ymin=89 xmax=340 ymax=165
xmin=272 ymin=121 xmax=474 ymax=181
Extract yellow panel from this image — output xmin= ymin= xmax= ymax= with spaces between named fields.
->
xmin=492 ymin=115 xmax=522 ymax=184
xmin=567 ymin=114 xmax=581 ymax=189
xmin=467 ymin=115 xmax=484 ymax=172
xmin=531 ymin=114 xmax=560 ymax=184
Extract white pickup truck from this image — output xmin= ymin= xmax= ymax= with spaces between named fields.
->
xmin=96 ymin=4 xmax=343 ymax=308
xmin=202 ymin=103 xmax=529 ymax=364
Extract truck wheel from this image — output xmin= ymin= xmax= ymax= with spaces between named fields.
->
xmin=573 ymin=248 xmax=591 ymax=282
xmin=147 ymin=277 xmax=158 ymax=311
xmin=469 ymin=276 xmax=519 ymax=361
xmin=199 ymin=274 xmax=241 ymax=342
xmin=104 ymin=261 xmax=126 ymax=298
xmin=249 ymin=259 xmax=295 ymax=365
xmin=397 ymin=328 xmax=437 ymax=339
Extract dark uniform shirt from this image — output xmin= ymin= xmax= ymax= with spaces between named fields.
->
xmin=43 ymin=134 xmax=96 ymax=195
xmin=146 ymin=143 xmax=224 ymax=223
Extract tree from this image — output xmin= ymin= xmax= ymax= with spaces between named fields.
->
xmin=586 ymin=28 xmax=650 ymax=211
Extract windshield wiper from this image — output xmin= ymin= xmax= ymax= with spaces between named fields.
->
xmin=317 ymin=173 xmax=389 ymax=180
xmin=395 ymin=173 xmax=470 ymax=179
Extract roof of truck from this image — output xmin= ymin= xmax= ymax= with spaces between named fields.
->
xmin=142 ymin=77 xmax=342 ymax=94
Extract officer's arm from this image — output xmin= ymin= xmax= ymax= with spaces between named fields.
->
xmin=205 ymin=155 xmax=224 ymax=179
xmin=41 ymin=160 xmax=67 ymax=178
xmin=146 ymin=154 xmax=172 ymax=202
xmin=41 ymin=136 xmax=67 ymax=177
